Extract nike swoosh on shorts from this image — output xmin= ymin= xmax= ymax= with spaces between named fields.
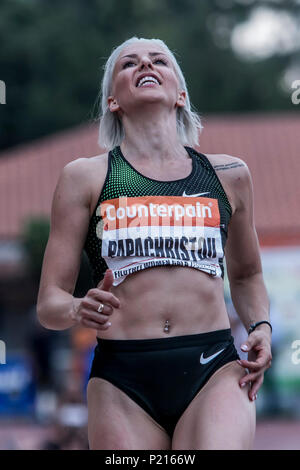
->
xmin=182 ymin=191 xmax=210 ymax=197
xmin=200 ymin=348 xmax=225 ymax=365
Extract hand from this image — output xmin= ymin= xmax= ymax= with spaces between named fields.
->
xmin=237 ymin=327 xmax=272 ymax=401
xmin=72 ymin=269 xmax=121 ymax=330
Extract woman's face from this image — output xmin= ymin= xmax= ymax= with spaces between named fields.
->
xmin=108 ymin=41 xmax=186 ymax=117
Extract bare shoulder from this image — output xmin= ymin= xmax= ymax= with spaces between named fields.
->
xmin=204 ymin=153 xmax=248 ymax=177
xmin=203 ymin=153 xmax=251 ymax=214
xmin=59 ymin=152 xmax=109 ymax=215
xmin=63 ymin=151 xmax=109 ymax=180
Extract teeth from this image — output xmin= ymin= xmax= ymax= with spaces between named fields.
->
xmin=137 ymin=76 xmax=160 ymax=87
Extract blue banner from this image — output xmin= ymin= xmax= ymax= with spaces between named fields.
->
xmin=0 ymin=354 xmax=36 ymax=415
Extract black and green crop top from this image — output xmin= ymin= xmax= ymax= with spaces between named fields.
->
xmin=84 ymin=145 xmax=232 ymax=286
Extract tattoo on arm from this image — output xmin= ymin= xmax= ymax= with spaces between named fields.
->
xmin=213 ymin=162 xmax=245 ymax=171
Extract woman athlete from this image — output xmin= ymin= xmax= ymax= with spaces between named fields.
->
xmin=37 ymin=37 xmax=272 ymax=450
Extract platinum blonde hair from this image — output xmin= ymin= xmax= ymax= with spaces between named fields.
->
xmin=98 ymin=37 xmax=203 ymax=150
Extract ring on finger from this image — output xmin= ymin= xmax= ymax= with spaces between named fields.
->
xmin=97 ymin=302 xmax=105 ymax=313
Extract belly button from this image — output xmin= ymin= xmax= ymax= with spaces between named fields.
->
xmin=163 ymin=320 xmax=170 ymax=333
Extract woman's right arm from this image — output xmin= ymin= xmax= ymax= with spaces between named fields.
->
xmin=36 ymin=158 xmax=120 ymax=331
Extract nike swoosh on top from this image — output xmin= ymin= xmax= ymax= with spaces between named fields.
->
xmin=182 ymin=191 xmax=210 ymax=197
xmin=200 ymin=348 xmax=225 ymax=365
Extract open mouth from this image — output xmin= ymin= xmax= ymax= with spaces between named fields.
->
xmin=136 ymin=75 xmax=161 ymax=87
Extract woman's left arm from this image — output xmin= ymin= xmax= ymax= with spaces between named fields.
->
xmin=224 ymin=159 xmax=272 ymax=401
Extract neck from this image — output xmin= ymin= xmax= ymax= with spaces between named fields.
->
xmin=120 ymin=108 xmax=187 ymax=163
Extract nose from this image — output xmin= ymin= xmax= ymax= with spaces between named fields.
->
xmin=139 ymin=56 xmax=153 ymax=70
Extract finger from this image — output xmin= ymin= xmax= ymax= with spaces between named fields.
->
xmin=94 ymin=290 xmax=121 ymax=309
xmin=81 ymin=317 xmax=111 ymax=330
xmin=87 ymin=310 xmax=113 ymax=324
xmin=249 ymin=375 xmax=264 ymax=402
xmin=240 ymin=339 xmax=254 ymax=353
xmin=237 ymin=358 xmax=267 ymax=371
xmin=239 ymin=370 xmax=261 ymax=388
xmin=240 ymin=332 xmax=263 ymax=353
xmin=82 ymin=297 xmax=114 ymax=316
xmin=97 ymin=269 xmax=114 ymax=292
xmin=91 ymin=302 xmax=113 ymax=316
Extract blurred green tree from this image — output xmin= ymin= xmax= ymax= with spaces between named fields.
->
xmin=0 ymin=0 xmax=299 ymax=152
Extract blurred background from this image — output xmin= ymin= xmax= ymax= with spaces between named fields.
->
xmin=0 ymin=0 xmax=300 ymax=450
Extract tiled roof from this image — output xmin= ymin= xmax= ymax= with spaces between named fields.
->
xmin=0 ymin=112 xmax=299 ymax=246
xmin=197 ymin=112 xmax=300 ymax=246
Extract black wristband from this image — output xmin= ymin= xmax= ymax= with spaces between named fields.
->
xmin=248 ymin=321 xmax=272 ymax=335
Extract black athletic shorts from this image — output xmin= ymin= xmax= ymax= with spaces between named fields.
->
xmin=89 ymin=328 xmax=239 ymax=438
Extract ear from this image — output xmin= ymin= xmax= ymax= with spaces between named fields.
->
xmin=176 ymin=90 xmax=186 ymax=108
xmin=107 ymin=95 xmax=121 ymax=113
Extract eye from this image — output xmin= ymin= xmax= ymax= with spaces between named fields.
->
xmin=122 ymin=58 xmax=168 ymax=69
xmin=154 ymin=58 xmax=167 ymax=65
xmin=122 ymin=61 xmax=136 ymax=69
